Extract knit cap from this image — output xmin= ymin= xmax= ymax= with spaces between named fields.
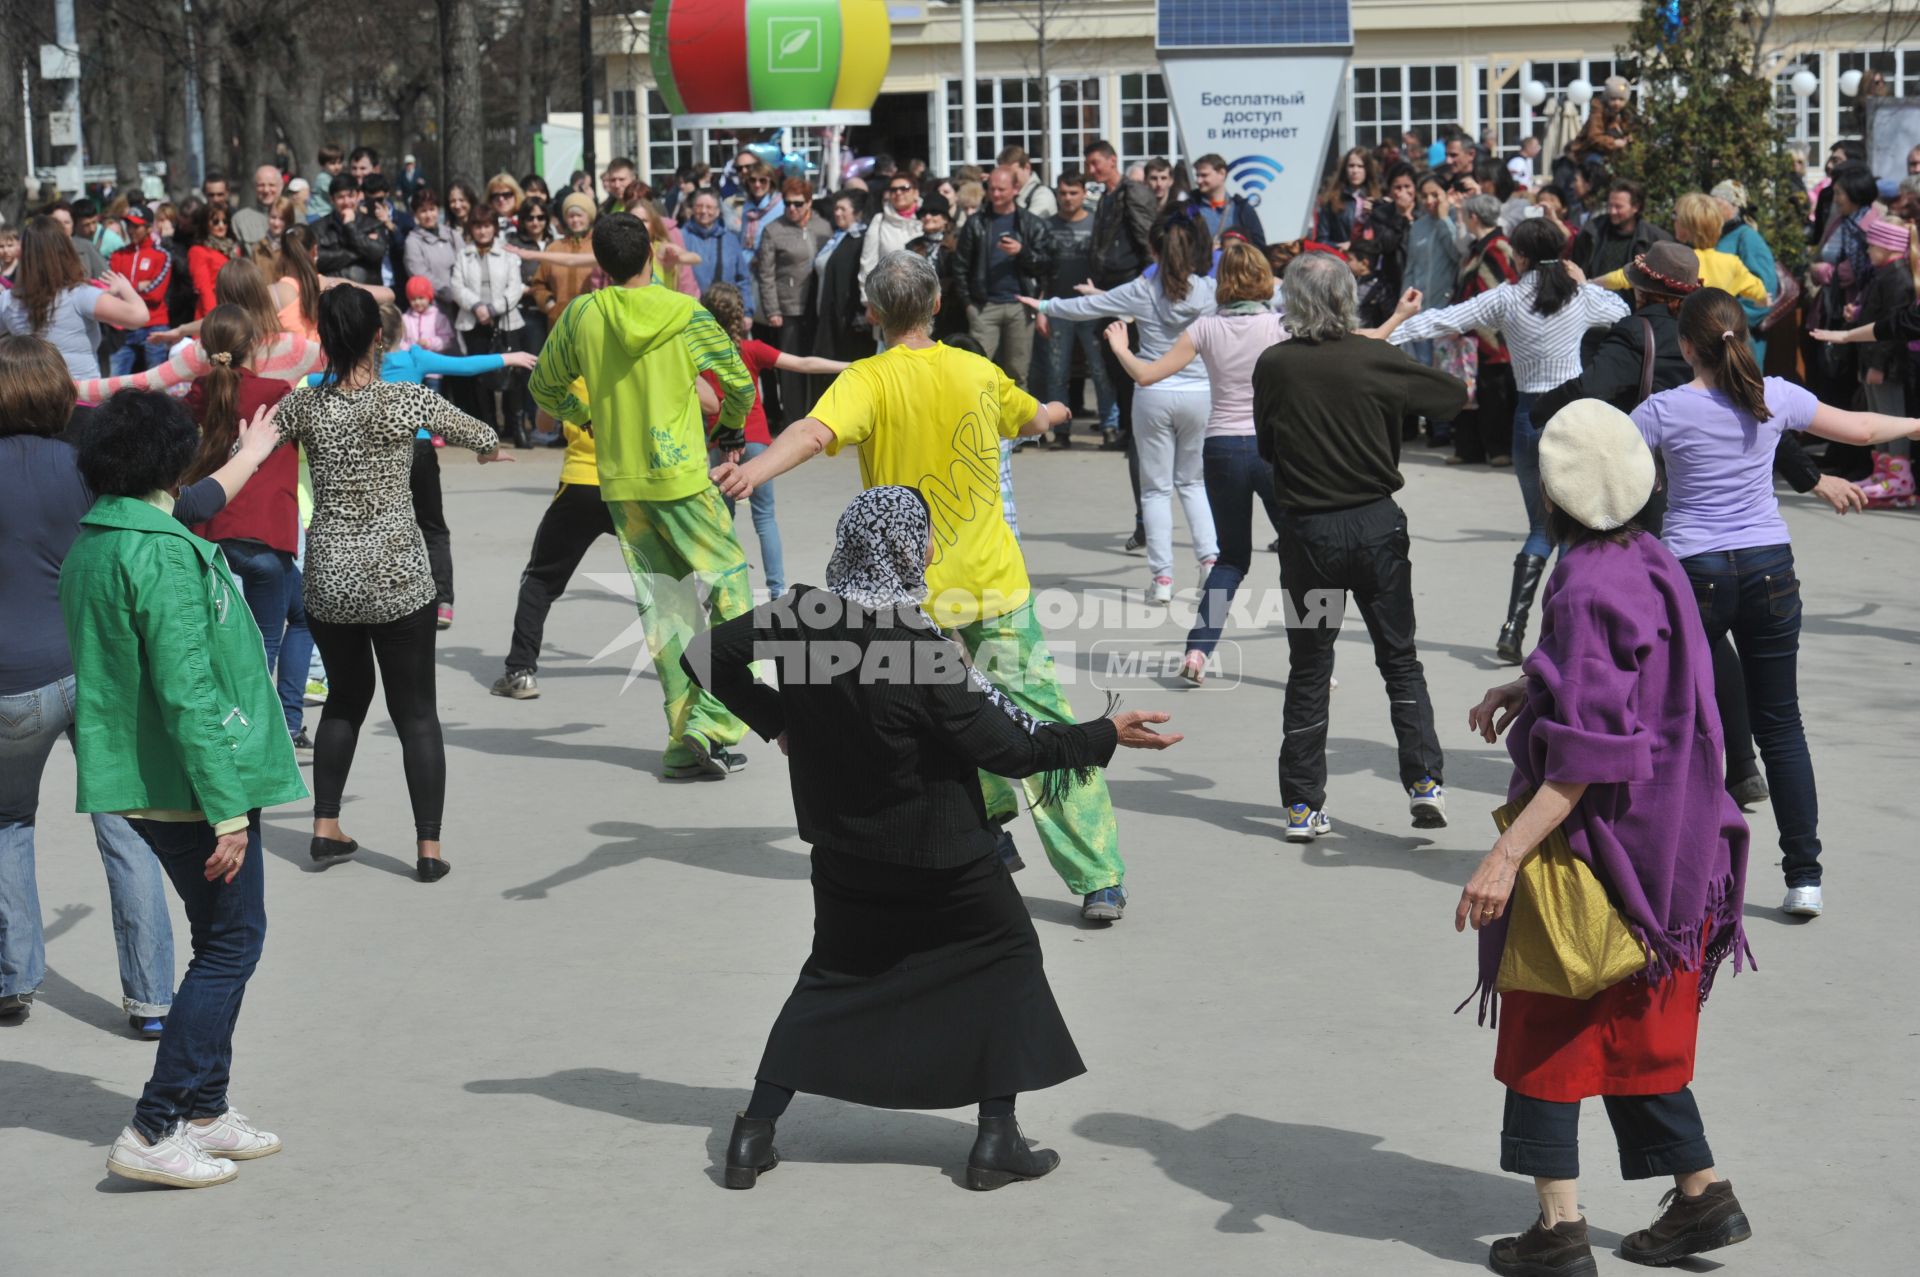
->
xmin=1539 ymin=399 xmax=1656 ymax=531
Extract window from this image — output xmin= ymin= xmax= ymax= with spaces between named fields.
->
xmin=1773 ymin=68 xmax=1818 ymax=164
xmin=1837 ymin=49 xmax=1920 ymax=138
xmin=611 ymin=88 xmax=640 ymax=170
xmin=1352 ymin=63 xmax=1460 ymax=150
xmin=944 ymin=78 xmax=1044 ymax=170
xmin=641 ymin=89 xmax=704 ymax=188
xmin=1055 ymin=77 xmax=1104 ymax=178
xmin=1117 ymin=72 xmax=1177 ymax=167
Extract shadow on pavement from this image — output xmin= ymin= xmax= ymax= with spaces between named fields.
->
xmin=429 ymin=719 xmax=665 ymax=774
xmin=500 ymin=822 xmax=809 ymax=899
xmin=464 ymin=1069 xmax=975 ymax=1185
xmin=0 ymin=1060 xmax=133 ymax=1146
xmin=258 ymin=820 xmax=418 ymax=879
xmin=1071 ymin=1112 xmax=1627 ymax=1260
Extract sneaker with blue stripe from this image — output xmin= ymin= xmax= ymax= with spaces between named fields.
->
xmin=1284 ymin=803 xmax=1332 ymax=842
xmin=1409 ymin=777 xmax=1448 ymax=829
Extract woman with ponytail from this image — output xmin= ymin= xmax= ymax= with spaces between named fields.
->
xmin=271 ymin=286 xmax=512 ymax=883
xmin=1633 ymin=288 xmax=1920 ymax=919
xmin=181 ymin=305 xmax=304 ymax=747
xmin=1023 ymin=212 xmax=1223 ymax=603
xmin=1391 ymin=217 xmax=1631 ymax=662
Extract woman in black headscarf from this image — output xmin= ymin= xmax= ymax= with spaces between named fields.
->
xmin=684 ymin=486 xmax=1182 ymax=1192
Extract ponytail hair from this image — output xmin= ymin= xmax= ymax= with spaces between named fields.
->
xmin=1510 ymin=218 xmax=1574 ymax=316
xmin=1678 ymin=288 xmax=1769 ymax=421
xmin=316 ymin=284 xmax=380 ymax=390
xmin=1150 ymin=211 xmax=1210 ymax=304
xmin=279 ymin=223 xmax=323 ymax=327
xmin=699 ymin=280 xmax=748 ymax=344
xmin=184 ymin=305 xmax=258 ymax=483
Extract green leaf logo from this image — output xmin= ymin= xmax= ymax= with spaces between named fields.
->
xmin=766 ymin=17 xmax=821 ymax=73
xmin=780 ymin=28 xmax=811 ymax=58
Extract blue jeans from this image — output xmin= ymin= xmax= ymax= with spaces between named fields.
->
xmin=1186 ymin=435 xmax=1280 ymax=655
xmin=1037 ymin=317 xmax=1116 ymax=433
xmin=1509 ymin=392 xmax=1552 ymax=559
xmin=125 ymin=814 xmax=265 ymax=1142
xmin=710 ymin=441 xmax=787 ymax=597
xmin=0 ymin=675 xmax=174 ymax=1014
xmin=1681 ymin=543 xmax=1820 ymax=886
xmin=219 ymin=540 xmax=301 ymax=734
xmin=108 ymin=326 xmax=172 ymax=378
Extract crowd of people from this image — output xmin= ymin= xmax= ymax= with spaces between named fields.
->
xmin=2 ymin=101 xmax=1919 ymax=1276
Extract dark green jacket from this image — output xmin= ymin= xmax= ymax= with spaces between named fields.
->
xmin=58 ymin=495 xmax=307 ymax=826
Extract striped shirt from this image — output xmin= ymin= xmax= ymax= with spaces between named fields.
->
xmin=77 ymin=332 xmax=326 ymax=404
xmin=1391 ymin=275 xmax=1629 ymax=393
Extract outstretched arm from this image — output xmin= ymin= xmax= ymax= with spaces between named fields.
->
xmin=1105 ymin=324 xmax=1196 ymax=386
xmin=712 ymin=418 xmax=834 ymax=498
xmin=1807 ymin=401 xmax=1920 ymax=447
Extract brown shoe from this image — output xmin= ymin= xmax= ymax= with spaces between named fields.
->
xmin=1488 ymin=1216 xmax=1597 ymax=1277
xmin=1619 ymin=1181 xmax=1751 ymax=1266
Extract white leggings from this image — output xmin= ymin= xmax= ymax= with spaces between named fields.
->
xmin=1133 ymin=385 xmax=1218 ymax=578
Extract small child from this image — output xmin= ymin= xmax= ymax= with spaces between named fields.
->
xmin=0 ymin=227 xmax=19 ymax=288
xmin=403 ymin=276 xmax=454 ymax=352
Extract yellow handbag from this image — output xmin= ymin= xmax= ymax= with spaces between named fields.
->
xmin=1492 ymin=796 xmax=1649 ymax=999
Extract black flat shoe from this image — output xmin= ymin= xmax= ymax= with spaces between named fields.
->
xmin=416 ymin=857 xmax=451 ymax=883
xmin=965 ymin=1115 xmax=1059 ymax=1191
xmin=309 ymin=836 xmax=357 ymax=866
xmin=724 ymin=1113 xmax=779 ymax=1189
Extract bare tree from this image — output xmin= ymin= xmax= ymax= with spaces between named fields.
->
xmin=441 ymin=0 xmax=485 ymax=184
xmin=0 ymin=11 xmax=27 ymax=223
xmin=995 ymin=0 xmax=1101 ymax=174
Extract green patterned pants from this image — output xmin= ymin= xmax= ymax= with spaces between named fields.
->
xmin=608 ymin=489 xmax=752 ymax=769
xmin=954 ymin=601 xmax=1125 ymax=896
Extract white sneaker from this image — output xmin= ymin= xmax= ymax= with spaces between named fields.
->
xmin=1196 ymin=557 xmax=1217 ymax=591
xmin=1149 ymin=575 xmax=1173 ymax=604
xmin=184 ymin=1108 xmax=283 ymax=1160
xmin=106 ymin=1123 xmax=239 ymax=1188
xmin=1781 ymin=885 xmax=1823 ymax=917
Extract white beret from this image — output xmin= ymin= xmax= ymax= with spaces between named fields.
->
xmin=1538 ymin=399 xmax=1656 ymax=531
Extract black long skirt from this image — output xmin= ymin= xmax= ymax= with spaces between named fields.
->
xmin=755 ymin=845 xmax=1085 ymax=1111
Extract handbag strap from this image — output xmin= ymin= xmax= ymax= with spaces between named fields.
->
xmin=1637 ymin=317 xmax=1656 ymax=404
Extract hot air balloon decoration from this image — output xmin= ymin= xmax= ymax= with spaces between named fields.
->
xmin=650 ymin=0 xmax=892 ymax=129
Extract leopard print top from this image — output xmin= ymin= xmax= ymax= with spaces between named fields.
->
xmin=275 ymin=380 xmax=498 ymax=624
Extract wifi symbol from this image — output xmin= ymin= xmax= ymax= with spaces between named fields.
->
xmin=1227 ymin=155 xmax=1283 ymax=207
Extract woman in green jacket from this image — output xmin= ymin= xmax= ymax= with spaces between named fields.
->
xmin=60 ymin=390 xmax=308 ymax=1190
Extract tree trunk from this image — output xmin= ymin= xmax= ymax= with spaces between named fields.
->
xmin=274 ymin=23 xmax=325 ymax=185
xmin=0 ymin=15 xmax=26 ymax=225
xmin=513 ymin=10 xmax=536 ymax=177
xmin=163 ymin=50 xmax=192 ymax=203
xmin=100 ymin=11 xmax=145 ymax=191
xmin=440 ymin=0 xmax=485 ymax=185
xmin=200 ymin=5 xmax=228 ymax=180
xmin=236 ymin=47 xmax=270 ymax=174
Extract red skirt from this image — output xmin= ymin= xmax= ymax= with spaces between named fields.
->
xmin=1494 ymin=971 xmax=1700 ymax=1102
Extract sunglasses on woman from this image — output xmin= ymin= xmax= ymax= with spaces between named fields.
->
xmin=490 ymin=191 xmax=516 ymax=202
xmin=889 ymin=185 xmax=915 ymax=195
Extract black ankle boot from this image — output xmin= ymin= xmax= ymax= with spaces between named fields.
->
xmin=1496 ymin=552 xmax=1549 ymax=664
xmin=724 ymin=1113 xmax=779 ymax=1189
xmin=965 ymin=1116 xmax=1060 ymax=1191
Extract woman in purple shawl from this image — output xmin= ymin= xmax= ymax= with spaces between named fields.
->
xmin=1457 ymin=399 xmax=1754 ymax=1276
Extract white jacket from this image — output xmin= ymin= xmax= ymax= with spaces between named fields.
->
xmin=858 ymin=204 xmax=924 ymax=299
xmin=452 ymin=243 xmax=526 ymax=332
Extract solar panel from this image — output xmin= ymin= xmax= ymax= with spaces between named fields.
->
xmin=1156 ymin=0 xmax=1352 ymax=50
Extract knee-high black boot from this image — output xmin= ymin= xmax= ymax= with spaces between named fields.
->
xmin=1496 ymin=553 xmax=1549 ymax=665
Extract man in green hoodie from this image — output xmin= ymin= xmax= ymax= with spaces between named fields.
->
xmin=530 ymin=213 xmax=759 ymax=779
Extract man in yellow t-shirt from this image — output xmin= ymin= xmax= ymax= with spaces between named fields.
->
xmin=711 ymin=251 xmax=1131 ymax=924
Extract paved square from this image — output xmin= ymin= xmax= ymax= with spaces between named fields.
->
xmin=6 ymin=444 xmax=1914 ymax=1274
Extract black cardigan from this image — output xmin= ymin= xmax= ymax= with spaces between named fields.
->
xmin=683 ymin=587 xmax=1118 ymax=866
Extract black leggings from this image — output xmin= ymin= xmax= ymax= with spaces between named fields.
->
xmin=411 ymin=440 xmax=453 ymax=606
xmin=744 ymin=1080 xmax=1014 ymax=1121
xmin=309 ymin=601 xmax=446 ymax=840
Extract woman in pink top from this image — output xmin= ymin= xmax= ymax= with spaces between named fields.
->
xmin=1107 ymin=243 xmax=1286 ymax=680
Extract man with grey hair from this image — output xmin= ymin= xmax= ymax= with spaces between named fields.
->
xmin=954 ymin=166 xmax=1052 ymax=387
xmin=232 ymin=164 xmax=284 ymax=248
xmin=1253 ymin=251 xmax=1466 ymax=843
xmin=711 ymin=253 xmax=1140 ymax=924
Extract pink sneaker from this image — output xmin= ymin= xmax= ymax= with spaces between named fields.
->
xmin=436 ymin=604 xmax=454 ymax=630
xmin=106 ymin=1124 xmax=238 ymax=1188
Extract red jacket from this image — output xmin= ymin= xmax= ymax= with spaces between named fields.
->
xmin=108 ymin=241 xmax=172 ymax=327
xmin=188 ymin=245 xmax=231 ymax=319
xmin=187 ymin=372 xmax=297 ymax=553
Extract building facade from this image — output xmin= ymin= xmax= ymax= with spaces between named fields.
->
xmin=592 ymin=1 xmax=1913 ymax=194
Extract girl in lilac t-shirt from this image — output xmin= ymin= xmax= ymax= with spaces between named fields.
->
xmin=1626 ymin=289 xmax=1918 ymax=918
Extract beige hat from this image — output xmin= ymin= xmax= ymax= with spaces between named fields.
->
xmin=1539 ymin=399 xmax=1656 ymax=531
xmin=1708 ymin=179 xmax=1748 ymax=211
xmin=1602 ymin=75 xmax=1631 ymax=103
